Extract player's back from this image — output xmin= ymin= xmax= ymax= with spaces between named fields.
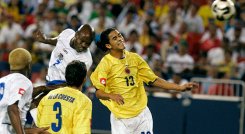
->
xmin=37 ymin=87 xmax=92 ymax=134
xmin=0 ymin=73 xmax=33 ymax=134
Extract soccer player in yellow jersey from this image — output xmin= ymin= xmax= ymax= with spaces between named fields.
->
xmin=37 ymin=60 xmax=92 ymax=134
xmin=90 ymin=28 xmax=198 ymax=134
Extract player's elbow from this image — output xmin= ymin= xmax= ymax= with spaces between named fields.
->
xmin=95 ymin=90 xmax=101 ymax=98
xmin=95 ymin=89 xmax=109 ymax=100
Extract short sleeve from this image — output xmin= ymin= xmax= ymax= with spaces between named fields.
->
xmin=90 ymin=58 xmax=109 ymax=91
xmin=137 ymin=55 xmax=158 ymax=85
xmin=7 ymin=76 xmax=32 ymax=105
xmin=58 ymin=29 xmax=75 ymax=39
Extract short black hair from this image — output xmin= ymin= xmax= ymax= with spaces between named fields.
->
xmin=65 ymin=60 xmax=87 ymax=87
xmin=96 ymin=28 xmax=116 ymax=52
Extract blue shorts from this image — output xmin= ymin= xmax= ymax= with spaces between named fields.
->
xmin=46 ymin=80 xmax=66 ymax=86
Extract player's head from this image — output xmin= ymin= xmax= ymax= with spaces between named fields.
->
xmin=8 ymin=48 xmax=32 ymax=78
xmin=65 ymin=60 xmax=87 ymax=88
xmin=72 ymin=24 xmax=95 ymax=52
xmin=97 ymin=28 xmax=125 ymax=52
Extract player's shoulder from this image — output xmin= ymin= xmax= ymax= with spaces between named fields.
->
xmin=100 ymin=54 xmax=112 ymax=64
xmin=125 ymin=50 xmax=142 ymax=60
xmin=81 ymin=94 xmax=92 ymax=107
xmin=9 ymin=73 xmax=32 ymax=84
xmin=59 ymin=29 xmax=75 ymax=38
xmin=74 ymin=90 xmax=91 ymax=102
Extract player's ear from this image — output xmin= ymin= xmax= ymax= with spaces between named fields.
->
xmin=105 ymin=43 xmax=111 ymax=49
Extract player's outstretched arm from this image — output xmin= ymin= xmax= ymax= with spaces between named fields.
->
xmin=32 ymin=83 xmax=67 ymax=108
xmin=152 ymin=78 xmax=198 ymax=92
xmin=33 ymin=30 xmax=58 ymax=46
xmin=95 ymin=89 xmax=124 ymax=105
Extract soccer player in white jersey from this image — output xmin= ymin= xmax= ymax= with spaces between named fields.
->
xmin=34 ymin=24 xmax=94 ymax=85
xmin=32 ymin=24 xmax=94 ymax=104
xmin=37 ymin=60 xmax=92 ymax=134
xmin=90 ymin=28 xmax=199 ymax=134
xmin=0 ymin=48 xmax=49 ymax=134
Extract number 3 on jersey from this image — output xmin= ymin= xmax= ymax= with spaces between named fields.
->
xmin=125 ymin=76 xmax=135 ymax=86
xmin=52 ymin=102 xmax=62 ymax=132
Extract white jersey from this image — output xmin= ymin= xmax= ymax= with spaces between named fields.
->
xmin=0 ymin=73 xmax=33 ymax=134
xmin=47 ymin=29 xmax=93 ymax=81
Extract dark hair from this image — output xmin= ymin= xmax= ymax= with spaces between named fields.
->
xmin=77 ymin=24 xmax=95 ymax=42
xmin=96 ymin=28 xmax=116 ymax=52
xmin=65 ymin=60 xmax=87 ymax=87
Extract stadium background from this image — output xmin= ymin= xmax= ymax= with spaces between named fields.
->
xmin=0 ymin=0 xmax=244 ymax=133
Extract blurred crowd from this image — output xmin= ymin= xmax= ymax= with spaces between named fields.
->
xmin=0 ymin=0 xmax=244 ymax=91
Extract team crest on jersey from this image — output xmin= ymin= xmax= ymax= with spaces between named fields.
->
xmin=125 ymin=68 xmax=130 ymax=74
xmin=100 ymin=78 xmax=106 ymax=85
xmin=58 ymin=53 xmax=64 ymax=60
xmin=18 ymin=88 xmax=25 ymax=96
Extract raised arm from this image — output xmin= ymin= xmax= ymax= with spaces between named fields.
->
xmin=34 ymin=30 xmax=58 ymax=46
xmin=152 ymin=78 xmax=198 ymax=92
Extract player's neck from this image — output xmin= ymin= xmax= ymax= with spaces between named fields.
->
xmin=70 ymin=86 xmax=81 ymax=91
xmin=10 ymin=70 xmax=28 ymax=78
xmin=110 ymin=50 xmax=124 ymax=59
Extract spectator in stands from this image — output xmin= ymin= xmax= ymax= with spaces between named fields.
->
xmin=142 ymin=44 xmax=161 ymax=69
xmin=139 ymin=22 xmax=153 ymax=47
xmin=71 ymin=0 xmax=93 ymax=24
xmin=161 ymin=9 xmax=182 ymax=40
xmin=67 ymin=15 xmax=81 ymax=31
xmin=218 ymin=50 xmax=237 ymax=79
xmin=183 ymin=4 xmax=204 ymax=33
xmin=160 ymin=32 xmax=178 ymax=62
xmin=165 ymin=39 xmax=194 ymax=75
xmin=125 ymin=29 xmax=143 ymax=55
xmin=200 ymin=23 xmax=222 ymax=53
xmin=0 ymin=14 xmax=24 ymax=51
xmin=198 ymin=0 xmax=223 ymax=28
xmin=117 ymin=8 xmax=137 ymax=39
xmin=89 ymin=3 xmax=114 ymax=34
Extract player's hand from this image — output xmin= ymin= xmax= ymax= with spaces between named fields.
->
xmin=181 ymin=82 xmax=199 ymax=92
xmin=25 ymin=127 xmax=50 ymax=134
xmin=109 ymin=94 xmax=124 ymax=105
xmin=34 ymin=30 xmax=46 ymax=42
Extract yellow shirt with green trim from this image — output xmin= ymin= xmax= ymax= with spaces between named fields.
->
xmin=90 ymin=50 xmax=158 ymax=118
xmin=37 ymin=87 xmax=92 ymax=134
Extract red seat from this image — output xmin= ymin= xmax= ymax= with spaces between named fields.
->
xmin=208 ymin=84 xmax=234 ymax=96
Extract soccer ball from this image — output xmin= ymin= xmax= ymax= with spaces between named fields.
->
xmin=211 ymin=0 xmax=236 ymax=21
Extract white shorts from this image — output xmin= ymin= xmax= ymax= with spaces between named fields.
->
xmin=110 ymin=107 xmax=153 ymax=134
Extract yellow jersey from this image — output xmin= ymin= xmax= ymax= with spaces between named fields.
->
xmin=90 ymin=50 xmax=158 ymax=118
xmin=37 ymin=87 xmax=92 ymax=134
